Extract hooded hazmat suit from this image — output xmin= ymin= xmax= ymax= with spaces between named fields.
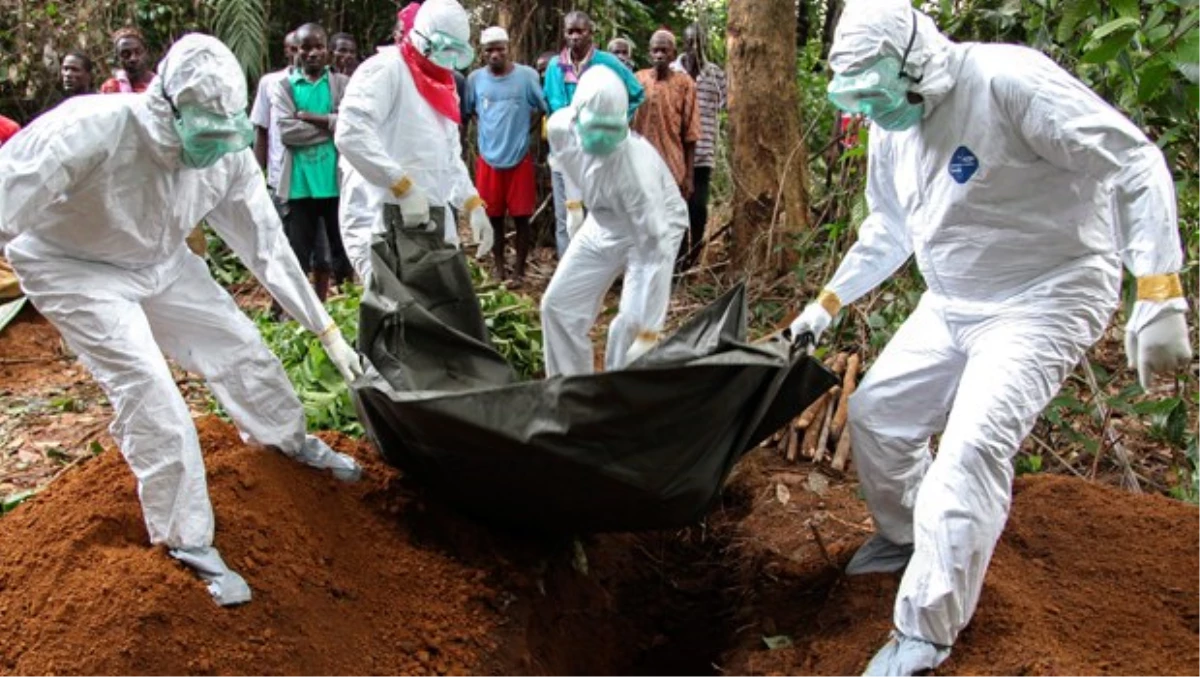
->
xmin=0 ymin=34 xmax=362 ymax=606
xmin=334 ymin=0 xmax=492 ymax=263
xmin=540 ymin=66 xmax=688 ymax=376
xmin=785 ymin=2 xmax=1192 ymax=672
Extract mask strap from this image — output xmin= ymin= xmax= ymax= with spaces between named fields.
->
xmin=898 ymin=11 xmax=923 ymax=84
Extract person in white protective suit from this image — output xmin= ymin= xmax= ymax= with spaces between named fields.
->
xmin=0 ymin=34 xmax=366 ymax=607
xmin=783 ymin=2 xmax=1193 ymax=674
xmin=334 ymin=0 xmax=493 ymax=277
xmin=540 ymin=66 xmax=688 ymax=376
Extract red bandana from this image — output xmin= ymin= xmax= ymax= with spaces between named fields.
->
xmin=401 ymin=39 xmax=461 ymax=124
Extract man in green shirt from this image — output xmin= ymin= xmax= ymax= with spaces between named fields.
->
xmin=271 ymin=23 xmax=351 ymax=301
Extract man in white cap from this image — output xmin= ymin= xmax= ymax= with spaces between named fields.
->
xmin=335 ymin=0 xmax=493 ymax=273
xmin=464 ymin=26 xmax=547 ymax=286
xmin=0 ymin=34 xmax=364 ymax=607
xmin=540 ymin=66 xmax=687 ymax=376
xmin=785 ymin=0 xmax=1192 ymax=673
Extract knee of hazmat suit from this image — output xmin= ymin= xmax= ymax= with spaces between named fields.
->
xmin=541 ymin=66 xmax=687 ymax=376
xmin=334 ymin=0 xmax=477 ymax=245
xmin=807 ymin=0 xmax=1188 ymax=668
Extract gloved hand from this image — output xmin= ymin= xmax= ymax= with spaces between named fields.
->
xmin=785 ymin=301 xmax=833 ymax=349
xmin=1125 ymin=304 xmax=1192 ymax=389
xmin=391 ymin=175 xmax=430 ymax=227
xmin=319 ymin=324 xmax=363 ymax=384
xmin=566 ymin=200 xmax=586 ymax=238
xmin=466 ymin=198 xmax=495 ymax=259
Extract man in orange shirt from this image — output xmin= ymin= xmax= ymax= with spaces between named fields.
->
xmin=99 ymin=27 xmax=156 ymax=94
xmin=631 ymin=29 xmax=699 ymax=267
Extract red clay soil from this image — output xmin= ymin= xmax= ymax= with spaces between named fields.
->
xmin=0 ymin=414 xmax=1196 ymax=675
xmin=0 ymin=417 xmax=510 ymax=675
xmin=717 ymin=453 xmax=1200 ymax=676
xmin=0 ymin=307 xmax=71 ymax=389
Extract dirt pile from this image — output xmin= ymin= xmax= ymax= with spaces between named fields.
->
xmin=0 ymin=417 xmax=509 ymax=675
xmin=0 ymin=414 xmax=1196 ymax=675
xmin=716 ymin=453 xmax=1200 ymax=676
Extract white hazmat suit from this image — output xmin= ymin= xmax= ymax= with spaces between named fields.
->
xmin=787 ymin=2 xmax=1192 ymax=673
xmin=334 ymin=0 xmax=493 ymax=263
xmin=541 ymin=66 xmax=688 ymax=376
xmin=0 ymin=35 xmax=363 ymax=607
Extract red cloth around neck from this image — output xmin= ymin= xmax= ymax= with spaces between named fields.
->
xmin=401 ymin=40 xmax=461 ymax=124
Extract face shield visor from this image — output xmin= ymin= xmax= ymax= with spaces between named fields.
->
xmin=415 ymin=29 xmax=476 ymax=70
xmin=826 ymin=11 xmax=925 ymax=131
xmin=167 ymin=97 xmax=255 ymax=168
xmin=575 ymin=107 xmax=628 ymax=156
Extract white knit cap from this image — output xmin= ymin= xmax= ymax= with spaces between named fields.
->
xmin=481 ymin=26 xmax=509 ymax=45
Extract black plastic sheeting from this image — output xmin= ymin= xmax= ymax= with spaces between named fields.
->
xmin=350 ymin=220 xmax=838 ymax=534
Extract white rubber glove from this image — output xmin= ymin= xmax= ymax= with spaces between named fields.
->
xmin=1125 ymin=305 xmax=1192 ymax=389
xmin=566 ymin=200 xmax=585 ymax=238
xmin=786 ymin=302 xmax=833 ymax=348
xmin=319 ymin=324 xmax=364 ymax=383
xmin=467 ymin=200 xmax=495 ymax=259
xmin=391 ymin=175 xmax=430 ymax=227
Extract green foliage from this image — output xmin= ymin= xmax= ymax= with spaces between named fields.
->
xmin=212 ymin=0 xmax=266 ymax=80
xmin=251 ymin=288 xmax=364 ymax=437
xmin=225 ymin=258 xmax=544 ymax=438
xmin=203 ymin=226 xmax=252 ymax=287
xmin=468 ymin=259 xmax=545 ymax=381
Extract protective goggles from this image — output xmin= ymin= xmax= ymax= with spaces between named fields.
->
xmin=826 ymin=11 xmax=922 ymax=116
xmin=416 ymin=29 xmax=476 ymax=70
xmin=165 ymin=91 xmax=254 ymax=168
xmin=576 ymin=107 xmax=628 ymax=155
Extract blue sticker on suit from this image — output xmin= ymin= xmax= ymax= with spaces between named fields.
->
xmin=947 ymin=145 xmax=978 ymax=184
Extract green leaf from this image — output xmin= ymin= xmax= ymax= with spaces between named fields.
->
xmin=762 ymin=635 xmax=794 ymax=650
xmin=1110 ymin=0 xmax=1140 ymax=19
xmin=1091 ymin=16 xmax=1141 ymax=40
xmin=1137 ymin=59 xmax=1173 ymax=101
xmin=1132 ymin=397 xmax=1181 ymax=416
xmin=1144 ymin=4 xmax=1167 ymax=32
xmin=1169 ymin=30 xmax=1200 ymax=83
xmin=1058 ymin=0 xmax=1099 ymax=42
xmin=1082 ymin=27 xmax=1136 ymax=63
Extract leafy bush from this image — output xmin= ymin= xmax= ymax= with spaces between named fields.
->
xmin=228 ymin=258 xmax=544 ymax=438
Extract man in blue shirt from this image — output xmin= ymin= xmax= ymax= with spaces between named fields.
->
xmin=543 ymin=11 xmax=644 ymax=257
xmin=465 ymin=26 xmax=547 ymax=285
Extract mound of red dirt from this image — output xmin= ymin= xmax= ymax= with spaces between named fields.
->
xmin=0 ymin=417 xmax=510 ymax=675
xmin=717 ymin=453 xmax=1200 ymax=676
xmin=0 ymin=413 xmax=1195 ymax=676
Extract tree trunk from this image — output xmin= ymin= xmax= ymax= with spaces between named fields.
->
xmin=726 ymin=0 xmax=809 ymax=277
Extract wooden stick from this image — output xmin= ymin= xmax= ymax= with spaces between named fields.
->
xmin=831 ymin=427 xmax=852 ymax=472
xmin=785 ymin=426 xmax=800 ymax=462
xmin=827 ymin=352 xmax=848 ymax=376
xmin=801 ymin=387 xmax=836 ymax=459
xmin=808 ymin=521 xmax=838 ymax=570
xmin=813 ymin=387 xmax=838 ymax=464
xmin=830 ymin=353 xmax=860 ymax=441
xmin=795 ymin=390 xmax=831 ymax=429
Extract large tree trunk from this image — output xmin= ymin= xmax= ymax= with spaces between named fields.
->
xmin=726 ymin=0 xmax=809 ymax=279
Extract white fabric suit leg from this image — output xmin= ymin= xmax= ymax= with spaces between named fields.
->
xmin=604 ymin=233 xmax=684 ymax=372
xmin=847 ymin=298 xmax=964 ymax=546
xmin=6 ymin=242 xmax=213 ymax=550
xmin=540 ymin=222 xmax=629 ymax=376
xmin=891 ymin=289 xmax=1116 ymax=647
xmin=143 ymin=250 xmax=307 ymax=453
